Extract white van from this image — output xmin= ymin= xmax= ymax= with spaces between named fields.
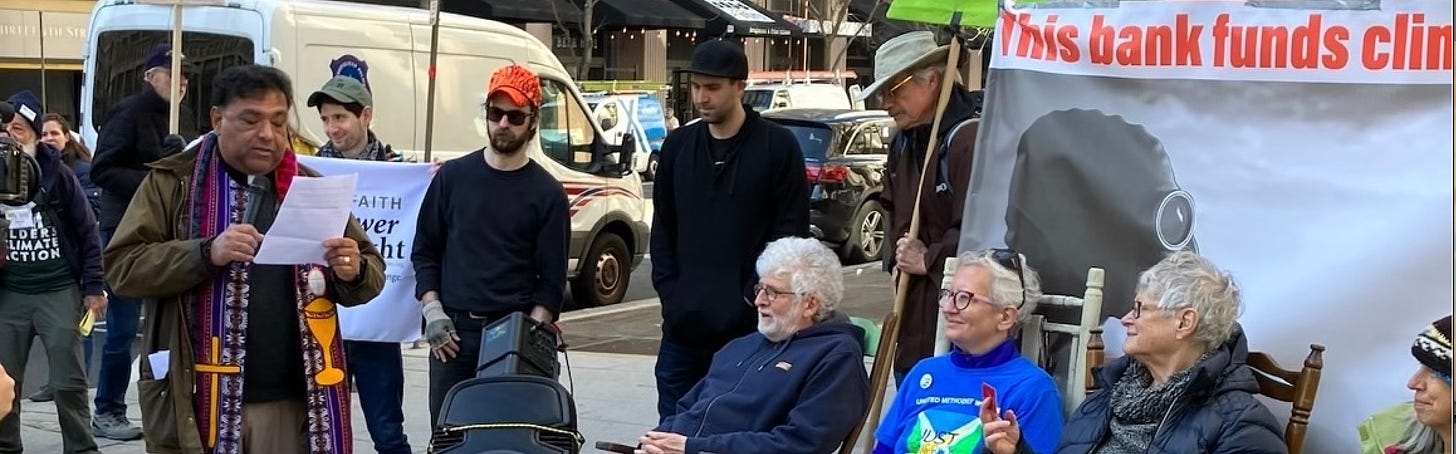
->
xmin=82 ymin=0 xmax=649 ymax=307
xmin=742 ymin=83 xmax=856 ymax=112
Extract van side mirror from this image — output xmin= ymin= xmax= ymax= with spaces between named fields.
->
xmin=589 ymin=132 xmax=635 ymax=177
xmin=615 ymin=134 xmax=637 ymax=176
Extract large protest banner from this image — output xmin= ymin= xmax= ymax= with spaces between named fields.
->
xmin=965 ymin=0 xmax=1452 ymax=449
xmin=300 ymin=156 xmax=432 ymax=343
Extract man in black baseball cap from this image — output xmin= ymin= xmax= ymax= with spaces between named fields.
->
xmin=648 ymin=38 xmax=810 ymax=423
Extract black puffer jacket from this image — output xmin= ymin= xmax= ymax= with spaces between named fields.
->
xmin=1025 ymin=324 xmax=1287 ymax=454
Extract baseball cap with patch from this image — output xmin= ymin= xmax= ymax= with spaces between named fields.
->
xmin=307 ymin=76 xmax=374 ymax=108
xmin=487 ymin=64 xmax=541 ymax=109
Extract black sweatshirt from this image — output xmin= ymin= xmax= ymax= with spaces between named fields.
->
xmin=412 ymin=150 xmax=568 ymax=315
xmin=651 ymin=105 xmax=811 ymax=350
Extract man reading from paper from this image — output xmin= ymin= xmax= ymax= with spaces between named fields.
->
xmin=103 ymin=64 xmax=385 ymax=454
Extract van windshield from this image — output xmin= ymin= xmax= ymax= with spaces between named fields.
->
xmin=89 ymin=30 xmax=255 ymax=136
xmin=743 ymin=89 xmax=774 ymax=112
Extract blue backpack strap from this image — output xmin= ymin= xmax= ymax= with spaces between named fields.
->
xmin=935 ymin=118 xmax=977 ymax=197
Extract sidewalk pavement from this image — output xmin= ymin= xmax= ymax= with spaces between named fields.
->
xmin=14 ymin=346 xmax=890 ymax=453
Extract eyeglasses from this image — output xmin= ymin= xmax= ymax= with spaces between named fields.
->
xmin=746 ymin=283 xmax=795 ymax=306
xmin=991 ymin=248 xmax=1028 ymax=310
xmin=938 ymin=289 xmax=989 ymax=311
xmin=1128 ymin=300 xmax=1171 ymax=319
xmin=485 ymin=106 xmax=533 ymax=126
xmin=876 ymin=73 xmax=916 ymax=104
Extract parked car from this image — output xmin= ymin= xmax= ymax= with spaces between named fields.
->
xmin=762 ymin=109 xmax=896 ymax=264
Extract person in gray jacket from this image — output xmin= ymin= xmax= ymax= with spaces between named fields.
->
xmin=980 ymin=251 xmax=1286 ymax=454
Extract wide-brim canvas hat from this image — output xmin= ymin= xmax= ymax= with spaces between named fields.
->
xmin=856 ymin=31 xmax=951 ymax=101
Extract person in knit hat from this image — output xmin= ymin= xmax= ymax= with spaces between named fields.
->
xmin=0 ymin=90 xmax=106 ymax=453
xmin=4 ymin=91 xmax=44 ymax=155
xmin=1374 ymin=315 xmax=1453 ymax=454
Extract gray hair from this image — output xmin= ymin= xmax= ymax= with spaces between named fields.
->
xmin=755 ymin=237 xmax=844 ymax=321
xmin=910 ymin=64 xmax=964 ymax=86
xmin=1396 ymin=413 xmax=1445 ymax=454
xmin=955 ymin=249 xmax=1043 ymax=324
xmin=1137 ymin=251 xmax=1242 ymax=351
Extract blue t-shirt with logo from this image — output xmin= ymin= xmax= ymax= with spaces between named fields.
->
xmin=874 ymin=354 xmax=1064 ymax=454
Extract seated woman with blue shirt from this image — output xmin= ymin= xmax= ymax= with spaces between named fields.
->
xmin=874 ymin=249 xmax=1065 ymax=454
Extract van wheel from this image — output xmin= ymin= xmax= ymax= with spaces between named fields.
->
xmin=643 ymin=153 xmax=659 ymax=181
xmin=841 ymin=200 xmax=885 ymax=264
xmin=573 ymin=233 xmax=630 ymax=307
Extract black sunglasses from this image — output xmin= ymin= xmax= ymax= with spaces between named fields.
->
xmin=486 ymin=106 xmax=533 ymax=126
xmin=991 ymin=248 xmax=1027 ymax=310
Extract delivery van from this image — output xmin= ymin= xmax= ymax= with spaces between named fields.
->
xmin=584 ymin=91 xmax=667 ymax=180
xmin=82 ymin=0 xmax=649 ymax=307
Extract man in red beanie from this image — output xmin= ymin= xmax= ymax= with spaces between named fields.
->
xmin=411 ymin=64 xmax=569 ymax=423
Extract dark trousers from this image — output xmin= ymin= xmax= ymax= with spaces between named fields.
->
xmin=0 ymin=285 xmax=100 ymax=454
xmin=95 ymin=226 xmax=142 ymax=417
xmin=427 ymin=310 xmax=513 ymax=425
xmin=344 ymin=340 xmax=411 ymax=454
xmin=653 ymin=340 xmax=717 ymax=423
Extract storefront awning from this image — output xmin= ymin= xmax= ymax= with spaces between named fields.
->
xmin=443 ymin=0 xmax=583 ymax=24
xmin=594 ymin=0 xmax=707 ymax=29
xmin=668 ymin=0 xmax=800 ymax=37
xmin=847 ymin=0 xmax=915 ymax=42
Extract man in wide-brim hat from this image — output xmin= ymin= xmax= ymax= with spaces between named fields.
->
xmin=857 ymin=30 xmax=983 ymax=386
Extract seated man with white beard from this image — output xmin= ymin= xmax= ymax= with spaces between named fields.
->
xmin=632 ymin=237 xmax=872 ymax=454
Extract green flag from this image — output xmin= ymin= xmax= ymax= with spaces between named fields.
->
xmin=885 ymin=0 xmax=997 ymax=28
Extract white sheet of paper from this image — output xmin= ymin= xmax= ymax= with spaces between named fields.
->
xmin=148 ymin=350 xmax=170 ymax=379
xmin=252 ymin=174 xmax=358 ymax=265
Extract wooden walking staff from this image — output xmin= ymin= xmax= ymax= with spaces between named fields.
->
xmin=422 ymin=0 xmax=443 ymax=162
xmin=847 ymin=15 xmax=969 ymax=453
xmin=169 ymin=4 xmax=182 ymax=135
xmin=137 ymin=0 xmax=228 ymax=134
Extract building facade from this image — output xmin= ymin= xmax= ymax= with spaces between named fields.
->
xmin=0 ymin=0 xmax=93 ymax=125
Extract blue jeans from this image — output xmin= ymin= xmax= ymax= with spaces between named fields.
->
xmin=345 ymin=340 xmax=411 ymax=454
xmin=94 ymin=227 xmax=142 ymax=417
xmin=653 ymin=340 xmax=716 ymax=424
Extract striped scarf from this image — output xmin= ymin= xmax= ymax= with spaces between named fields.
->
xmin=316 ymin=131 xmax=393 ymax=162
xmin=183 ymin=133 xmax=353 ymax=454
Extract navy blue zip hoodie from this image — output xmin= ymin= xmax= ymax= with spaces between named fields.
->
xmin=655 ymin=312 xmax=871 ymax=454
xmin=26 ymin=143 xmax=105 ymax=296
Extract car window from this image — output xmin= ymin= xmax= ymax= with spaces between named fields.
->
xmin=538 ymin=79 xmax=597 ymax=172
xmin=847 ymin=120 xmax=895 ymax=155
xmin=780 ymin=123 xmax=833 ymax=162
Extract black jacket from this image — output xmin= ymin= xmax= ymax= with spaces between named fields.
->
xmin=26 ymin=144 xmax=106 ymax=296
xmin=91 ymin=87 xmax=196 ymax=230
xmin=650 ymin=106 xmax=810 ymax=349
xmin=1030 ymin=324 xmax=1287 ymax=454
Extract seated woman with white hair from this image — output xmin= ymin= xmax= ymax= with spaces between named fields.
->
xmin=872 ymin=249 xmax=1065 ymax=454
xmin=981 ymin=251 xmax=1286 ymax=454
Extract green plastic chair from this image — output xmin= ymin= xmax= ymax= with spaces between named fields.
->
xmin=850 ymin=316 xmax=882 ymax=358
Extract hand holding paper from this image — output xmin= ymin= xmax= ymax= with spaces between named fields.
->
xmin=253 ymin=174 xmax=359 ymax=265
